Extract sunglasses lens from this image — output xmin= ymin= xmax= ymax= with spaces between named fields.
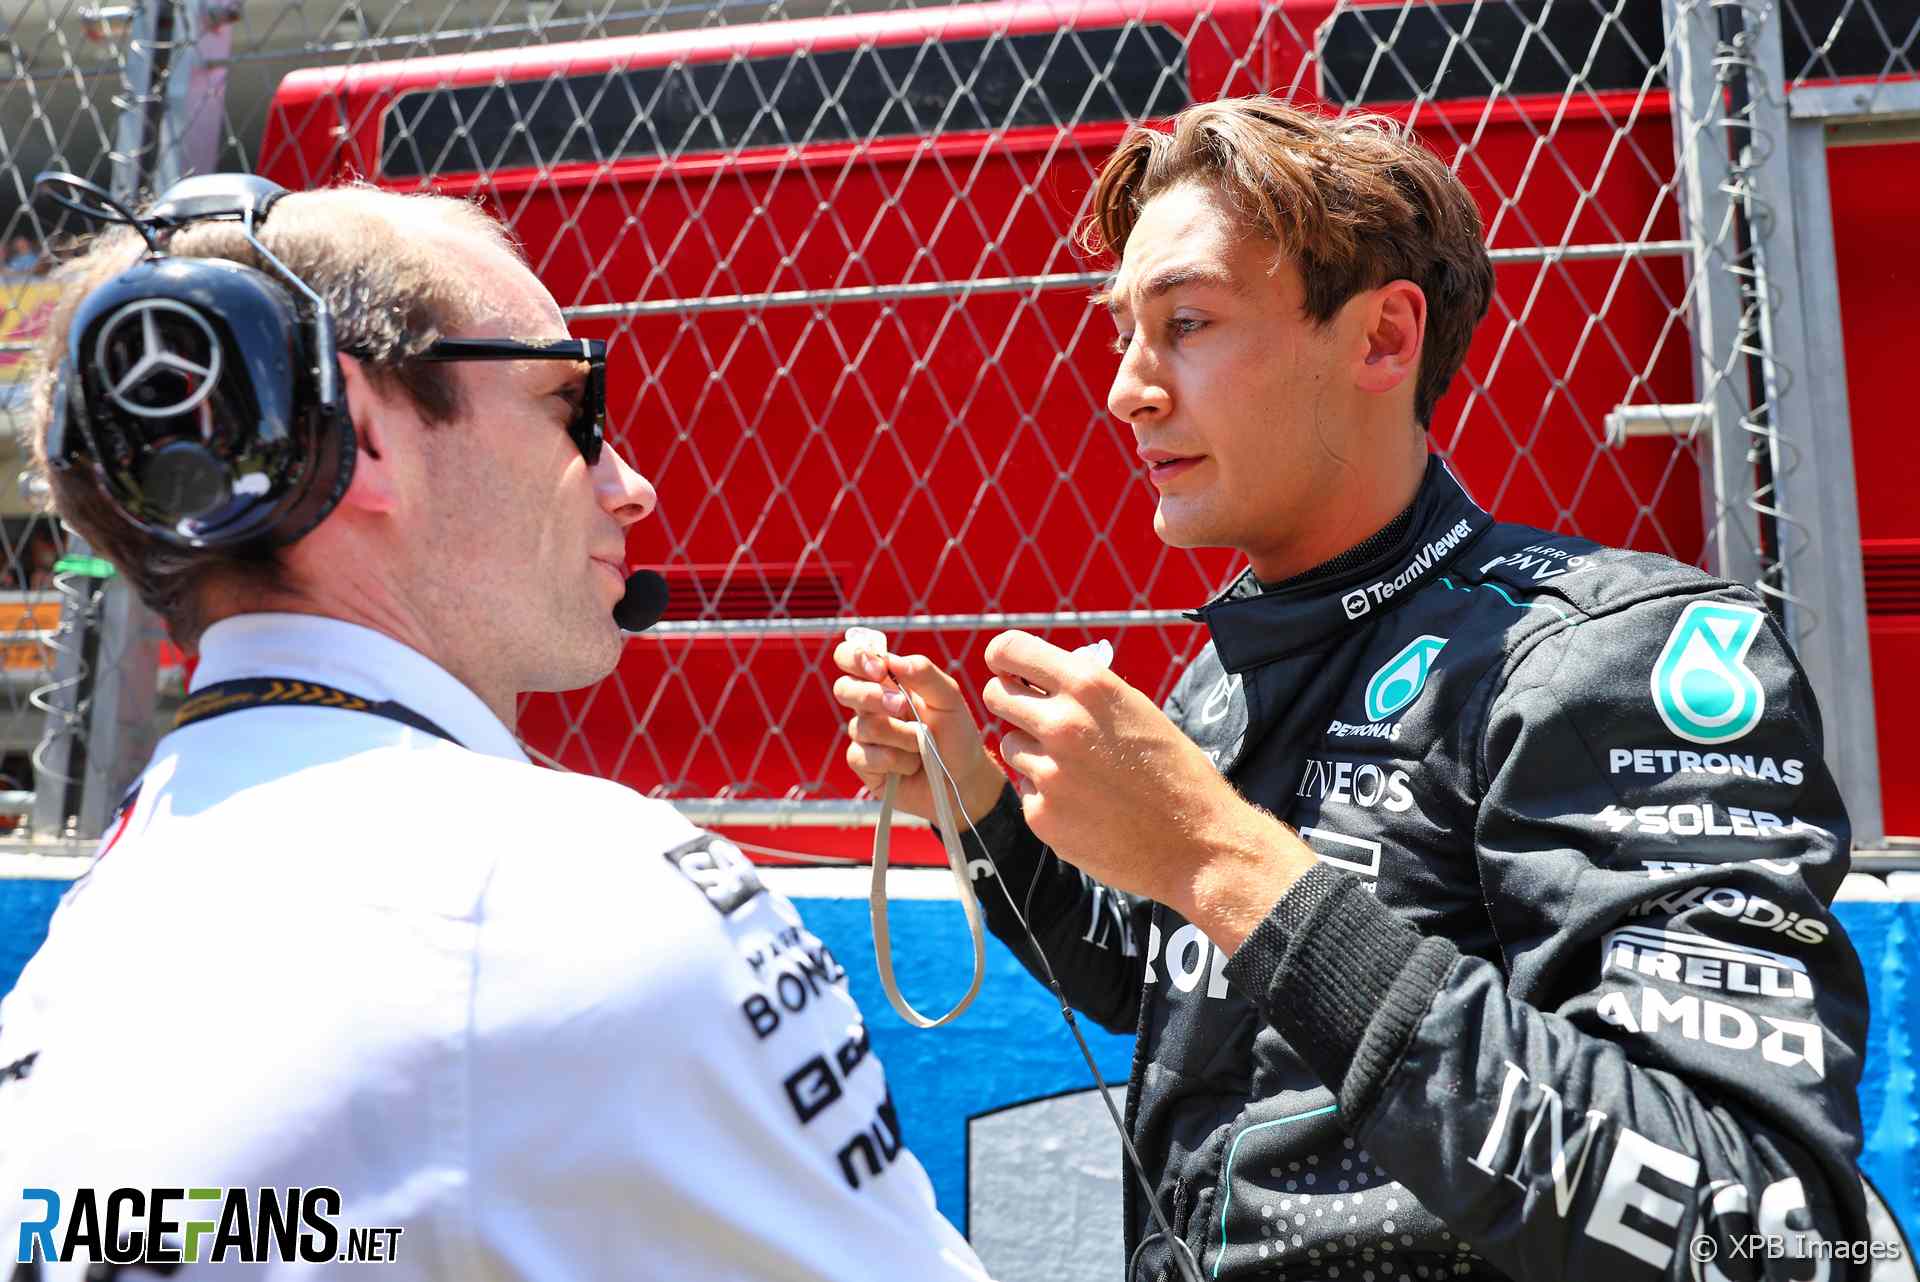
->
xmin=575 ymin=417 xmax=603 ymax=466
xmin=573 ymin=359 xmax=605 ymax=465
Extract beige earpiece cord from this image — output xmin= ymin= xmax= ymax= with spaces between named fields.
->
xmin=852 ymin=629 xmax=1111 ymax=1030
xmin=869 ymin=719 xmax=989 ymax=1028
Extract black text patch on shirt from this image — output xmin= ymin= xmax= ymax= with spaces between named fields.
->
xmin=662 ymin=834 xmax=766 ymax=915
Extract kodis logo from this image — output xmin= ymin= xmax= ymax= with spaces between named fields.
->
xmin=1364 ymin=635 xmax=1448 ymax=722
xmin=1652 ymin=603 xmax=1765 ymax=744
xmin=1342 ymin=589 xmax=1369 ymax=620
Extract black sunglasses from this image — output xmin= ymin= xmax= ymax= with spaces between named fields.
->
xmin=410 ymin=337 xmax=607 ymax=465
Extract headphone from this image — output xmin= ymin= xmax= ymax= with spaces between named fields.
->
xmin=37 ymin=171 xmax=356 ymax=551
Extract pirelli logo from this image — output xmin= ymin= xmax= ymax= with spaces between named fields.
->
xmin=1602 ymin=926 xmax=1812 ymax=1000
xmin=1596 ymin=925 xmax=1824 ymax=1079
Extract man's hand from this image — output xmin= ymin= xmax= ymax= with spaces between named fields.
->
xmin=831 ymin=637 xmax=1007 ymax=826
xmin=981 ymin=630 xmax=1314 ymax=949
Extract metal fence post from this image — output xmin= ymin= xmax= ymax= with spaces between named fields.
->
xmin=1658 ymin=0 xmax=1888 ymax=842
xmin=1766 ymin=40 xmax=1920 ymax=852
xmin=1728 ymin=7 xmax=1887 ymax=847
xmin=25 ymin=0 xmax=166 ymax=844
xmin=27 ymin=0 xmax=232 ymax=843
xmin=1663 ymin=0 xmax=1765 ymax=591
xmin=30 ymin=560 xmax=106 ymax=842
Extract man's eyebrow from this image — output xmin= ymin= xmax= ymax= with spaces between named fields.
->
xmin=1102 ymin=265 xmax=1245 ymax=314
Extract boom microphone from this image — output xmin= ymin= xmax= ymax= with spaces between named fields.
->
xmin=614 ymin=569 xmax=671 ymax=633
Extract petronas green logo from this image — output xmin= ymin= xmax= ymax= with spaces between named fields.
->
xmin=1365 ymin=635 xmax=1448 ymax=722
xmin=1652 ymin=603 xmax=1765 ymax=744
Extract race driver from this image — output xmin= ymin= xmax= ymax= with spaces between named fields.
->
xmin=834 ymin=97 xmax=1872 ymax=1281
xmin=0 ymin=177 xmax=989 ymax=1280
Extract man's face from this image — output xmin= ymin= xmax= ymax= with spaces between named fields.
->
xmin=1104 ymin=182 xmax=1358 ymax=579
xmin=410 ymin=246 xmax=656 ymax=696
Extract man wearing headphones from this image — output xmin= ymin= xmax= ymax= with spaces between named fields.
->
xmin=836 ymin=99 xmax=1873 ymax=1281
xmin=0 ymin=176 xmax=989 ymax=1280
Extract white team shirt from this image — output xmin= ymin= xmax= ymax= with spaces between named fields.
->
xmin=0 ymin=613 xmax=991 ymax=1281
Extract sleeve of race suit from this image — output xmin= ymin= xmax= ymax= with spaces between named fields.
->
xmin=958 ymin=781 xmax=1150 ymax=1035
xmin=1223 ymin=585 xmax=1874 ymax=1281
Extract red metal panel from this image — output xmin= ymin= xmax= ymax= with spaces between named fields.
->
xmin=262 ymin=1 xmax=1909 ymax=856
xmin=1832 ymin=141 xmax=1920 ymax=835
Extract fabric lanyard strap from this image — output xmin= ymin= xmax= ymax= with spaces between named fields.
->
xmin=869 ymin=722 xmax=988 ymax=1029
xmin=172 ymin=677 xmax=463 ymax=749
xmin=863 ymin=635 xmax=1112 ymax=1030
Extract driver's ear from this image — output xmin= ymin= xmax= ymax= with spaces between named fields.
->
xmin=1353 ymin=280 xmax=1427 ymax=400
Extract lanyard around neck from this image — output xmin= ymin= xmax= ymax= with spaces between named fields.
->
xmin=173 ymin=677 xmax=464 ymax=749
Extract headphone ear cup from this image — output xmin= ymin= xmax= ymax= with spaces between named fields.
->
xmin=269 ymin=360 xmax=356 ymax=547
xmin=321 ymin=372 xmax=356 ymax=506
xmin=63 ymin=255 xmax=327 ymax=549
xmin=62 ymin=246 xmax=364 ymax=550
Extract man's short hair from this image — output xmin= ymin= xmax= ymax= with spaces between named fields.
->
xmin=1082 ymin=96 xmax=1495 ymax=427
xmin=28 ymin=184 xmax=522 ymax=647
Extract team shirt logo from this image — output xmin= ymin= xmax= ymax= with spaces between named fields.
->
xmin=1652 ymin=603 xmax=1766 ymax=744
xmin=662 ymin=833 xmax=765 ymax=914
xmin=1364 ymin=635 xmax=1448 ymax=722
xmin=1343 ymin=517 xmax=1477 ymax=621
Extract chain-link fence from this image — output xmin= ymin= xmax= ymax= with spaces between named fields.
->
xmin=2 ymin=0 xmax=1914 ymax=857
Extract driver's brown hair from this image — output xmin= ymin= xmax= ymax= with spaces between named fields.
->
xmin=1082 ymin=96 xmax=1495 ymax=427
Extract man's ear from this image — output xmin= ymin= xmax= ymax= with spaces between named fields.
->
xmin=336 ymin=355 xmax=400 ymax=515
xmin=1353 ymin=279 xmax=1427 ymax=399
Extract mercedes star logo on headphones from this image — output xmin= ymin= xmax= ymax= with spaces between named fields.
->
xmin=96 ymin=298 xmax=224 ymax=419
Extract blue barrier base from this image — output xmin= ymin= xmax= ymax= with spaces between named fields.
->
xmin=0 ymin=875 xmax=1910 ymax=1267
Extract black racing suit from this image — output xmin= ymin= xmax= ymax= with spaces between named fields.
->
xmin=965 ymin=456 xmax=1871 ymax=1281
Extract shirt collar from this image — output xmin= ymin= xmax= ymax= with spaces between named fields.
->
xmin=190 ymin=612 xmax=529 ymax=763
xmin=1192 ymin=456 xmax=1494 ymax=672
